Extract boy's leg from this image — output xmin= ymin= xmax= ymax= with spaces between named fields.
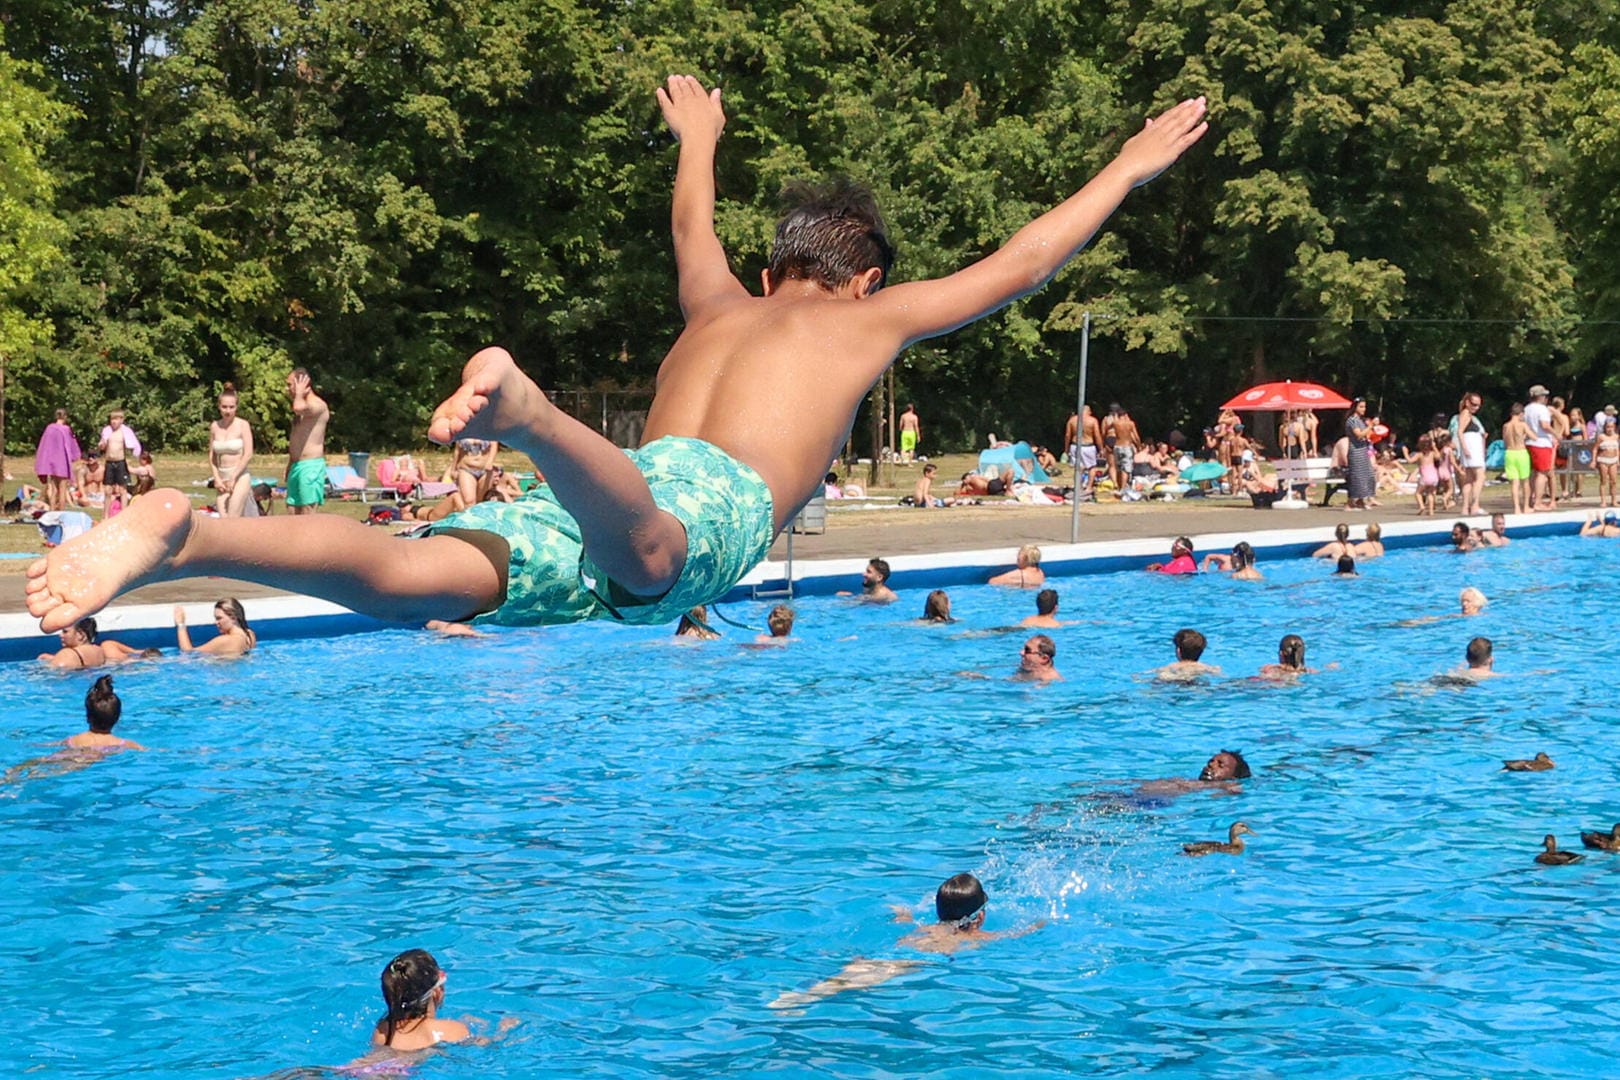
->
xmin=26 ymin=489 xmax=503 ymax=632
xmin=429 ymin=348 xmax=688 ymax=598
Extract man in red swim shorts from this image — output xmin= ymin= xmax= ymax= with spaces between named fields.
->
xmin=1523 ymin=384 xmax=1557 ymax=511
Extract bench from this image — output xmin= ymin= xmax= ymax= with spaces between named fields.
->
xmin=1268 ymin=457 xmax=1343 ymax=507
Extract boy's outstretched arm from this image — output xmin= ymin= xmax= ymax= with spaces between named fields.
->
xmin=875 ymin=96 xmax=1208 ymax=347
xmin=656 ymin=75 xmax=749 ymax=321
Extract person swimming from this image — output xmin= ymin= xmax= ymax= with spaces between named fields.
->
xmin=372 ymin=949 xmax=470 ymax=1051
xmin=768 ymin=872 xmax=1040 ymax=1009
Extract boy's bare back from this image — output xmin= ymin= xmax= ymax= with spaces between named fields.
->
xmin=651 ymin=76 xmax=1207 ymax=533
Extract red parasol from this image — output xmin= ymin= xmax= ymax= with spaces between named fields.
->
xmin=1220 ymin=380 xmax=1351 ymax=412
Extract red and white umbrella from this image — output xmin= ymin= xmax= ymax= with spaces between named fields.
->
xmin=1221 ymin=380 xmax=1351 ymax=412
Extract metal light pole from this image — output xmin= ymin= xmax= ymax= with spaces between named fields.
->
xmin=1069 ymin=312 xmax=1090 ymax=543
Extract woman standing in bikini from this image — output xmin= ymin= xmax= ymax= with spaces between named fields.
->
xmin=1450 ymin=392 xmax=1488 ymax=516
xmin=209 ymin=383 xmax=256 ymax=517
xmin=449 ymin=437 xmax=501 ymax=508
xmin=1595 ymin=418 xmax=1620 ymax=507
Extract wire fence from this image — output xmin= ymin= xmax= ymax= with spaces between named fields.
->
xmin=548 ymin=388 xmax=656 ymax=448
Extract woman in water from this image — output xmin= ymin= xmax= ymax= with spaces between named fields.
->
xmin=174 ymin=598 xmax=257 ymax=656
xmin=209 ymin=383 xmax=256 ymax=516
xmin=1202 ymin=541 xmax=1262 ymax=581
xmin=1258 ymin=634 xmax=1314 ymax=678
xmin=372 ymin=949 xmax=470 ymax=1051
xmin=922 ymin=589 xmax=955 ymax=623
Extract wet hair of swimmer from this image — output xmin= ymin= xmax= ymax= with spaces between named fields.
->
xmin=935 ymin=872 xmax=988 ymax=926
xmin=85 ymin=675 xmax=121 ymax=733
xmin=767 ymin=604 xmax=795 ymax=636
xmin=1173 ymin=628 xmax=1207 ymax=661
xmin=1278 ymin=634 xmax=1306 ymax=670
xmin=769 ymin=177 xmax=895 ymax=292
xmin=1231 ymin=542 xmax=1256 ymax=571
xmin=1466 ymin=636 xmax=1493 ymax=666
xmin=923 ymin=590 xmax=952 ymax=622
xmin=215 ymin=597 xmax=250 ymax=630
xmin=1334 ymin=522 xmax=1350 ymax=542
xmin=1200 ymin=749 xmax=1253 ymax=781
xmin=1034 ymin=588 xmax=1058 ymax=616
xmin=1336 ymin=554 xmax=1357 ymax=575
xmin=1365 ymin=522 xmax=1382 ymax=541
xmin=380 ymin=948 xmax=445 ymax=1046
xmin=867 ymin=557 xmax=891 ymax=583
xmin=74 ymin=617 xmax=99 ymax=644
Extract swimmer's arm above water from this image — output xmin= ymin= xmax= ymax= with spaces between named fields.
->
xmin=656 ymin=75 xmax=749 ymax=321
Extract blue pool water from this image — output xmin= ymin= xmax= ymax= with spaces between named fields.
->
xmin=3 ymin=534 xmax=1620 ymax=1078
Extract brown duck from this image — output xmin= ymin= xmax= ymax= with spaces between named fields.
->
xmin=1535 ymin=835 xmax=1583 ymax=866
xmin=1502 ymin=752 xmax=1554 ymax=772
xmin=1580 ymin=824 xmax=1620 ymax=852
xmin=1182 ymin=822 xmax=1255 ymax=857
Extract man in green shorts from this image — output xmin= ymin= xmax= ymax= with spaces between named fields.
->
xmin=28 ymin=76 xmax=1208 ymax=632
xmin=284 ymin=368 xmax=331 ymax=515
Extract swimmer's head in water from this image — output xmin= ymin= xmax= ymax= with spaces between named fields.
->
xmin=923 ymin=590 xmax=952 ymax=622
xmin=1365 ymin=523 xmax=1381 ymax=542
xmin=1172 ymin=628 xmax=1206 ymax=662
xmin=1336 ymin=555 xmax=1357 ymax=575
xmin=1034 ymin=588 xmax=1058 ymax=616
xmin=85 ymin=675 xmax=121 ymax=733
xmin=1460 ymin=587 xmax=1487 ymax=615
xmin=1466 ymin=636 xmax=1493 ymax=667
xmin=1334 ymin=522 xmax=1350 ymax=542
xmin=1451 ymin=522 xmax=1471 ymax=545
xmin=767 ymin=604 xmax=795 ymax=637
xmin=1277 ymin=634 xmax=1306 ymax=670
xmin=1171 ymin=536 xmax=1193 ymax=559
xmin=380 ymin=948 xmax=445 ymax=1046
xmin=1231 ymin=541 xmax=1255 ymax=571
xmin=864 ymin=558 xmax=891 ymax=587
xmin=935 ymin=872 xmax=988 ymax=928
xmin=768 ymin=178 xmax=894 ymax=293
xmin=66 ymin=617 xmax=98 ymax=646
xmin=1018 ymin=544 xmax=1042 ymax=568
xmin=1200 ymin=750 xmax=1252 ymax=781
xmin=214 ymin=598 xmax=250 ymax=632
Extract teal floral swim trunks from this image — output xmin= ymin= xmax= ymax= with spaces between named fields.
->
xmin=424 ymin=436 xmax=775 ymax=627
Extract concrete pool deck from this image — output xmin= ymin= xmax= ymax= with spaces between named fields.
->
xmin=0 ymin=490 xmax=1598 ymax=661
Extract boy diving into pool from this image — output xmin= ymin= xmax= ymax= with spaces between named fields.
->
xmin=26 ymin=76 xmax=1207 ymax=632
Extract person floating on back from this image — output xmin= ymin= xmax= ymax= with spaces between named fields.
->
xmin=26 ymin=76 xmax=1208 ymax=633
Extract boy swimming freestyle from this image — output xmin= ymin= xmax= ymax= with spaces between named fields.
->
xmin=26 ymin=76 xmax=1207 ymax=632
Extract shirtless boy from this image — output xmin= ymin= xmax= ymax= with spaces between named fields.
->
xmin=1501 ymin=403 xmax=1531 ymax=515
xmin=27 ymin=76 xmax=1208 ymax=633
xmin=285 ymin=368 xmax=331 ymax=515
xmin=1156 ymin=628 xmax=1221 ymax=681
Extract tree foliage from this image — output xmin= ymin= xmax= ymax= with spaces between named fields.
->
xmin=0 ymin=0 xmax=1609 ymax=453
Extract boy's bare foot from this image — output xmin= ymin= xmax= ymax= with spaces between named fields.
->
xmin=26 ymin=489 xmax=196 ymax=633
xmin=428 ymin=347 xmax=549 ymax=446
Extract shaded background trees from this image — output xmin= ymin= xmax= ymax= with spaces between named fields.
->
xmin=1 ymin=0 xmax=1615 ymax=455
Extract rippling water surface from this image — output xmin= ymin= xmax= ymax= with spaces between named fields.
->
xmin=3 ymin=534 xmax=1619 ymax=1078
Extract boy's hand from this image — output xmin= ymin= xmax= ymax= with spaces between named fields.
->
xmin=656 ymin=74 xmax=726 ymax=145
xmin=1114 ymin=96 xmax=1209 ymax=188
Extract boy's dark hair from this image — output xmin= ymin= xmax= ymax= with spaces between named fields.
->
xmin=1221 ymin=750 xmax=1254 ymax=779
xmin=923 ymin=463 xmax=937 ymax=476
xmin=85 ymin=675 xmax=121 ymax=733
xmin=868 ymin=557 xmax=891 ymax=583
xmin=1035 ymin=588 xmax=1058 ymax=616
xmin=1466 ymin=636 xmax=1493 ymax=665
xmin=1173 ymin=628 xmax=1206 ymax=661
xmin=769 ymin=178 xmax=894 ymax=291
xmin=1336 ymin=554 xmax=1356 ymax=574
xmin=935 ymin=872 xmax=988 ymax=925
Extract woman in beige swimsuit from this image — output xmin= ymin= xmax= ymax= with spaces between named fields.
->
xmin=209 ymin=383 xmax=256 ymax=516
xmin=1596 ymin=419 xmax=1619 ymax=507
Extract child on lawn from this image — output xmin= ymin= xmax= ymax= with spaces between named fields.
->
xmin=28 ymin=76 xmax=1207 ymax=632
